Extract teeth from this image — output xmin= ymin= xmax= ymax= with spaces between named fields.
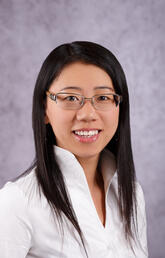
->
xmin=74 ymin=130 xmax=99 ymax=136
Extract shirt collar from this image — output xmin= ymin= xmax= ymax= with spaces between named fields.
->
xmin=53 ymin=145 xmax=117 ymax=194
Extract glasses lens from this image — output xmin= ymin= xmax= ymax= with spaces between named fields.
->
xmin=56 ymin=93 xmax=82 ymax=109
xmin=94 ymin=94 xmax=118 ymax=110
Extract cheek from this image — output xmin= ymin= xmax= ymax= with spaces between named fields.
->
xmin=104 ymin=108 xmax=119 ymax=133
xmin=46 ymin=107 xmax=74 ymax=135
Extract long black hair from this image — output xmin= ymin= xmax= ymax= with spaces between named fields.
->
xmin=30 ymin=41 xmax=138 ymax=254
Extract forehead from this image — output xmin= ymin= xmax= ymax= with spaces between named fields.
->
xmin=49 ymin=62 xmax=114 ymax=92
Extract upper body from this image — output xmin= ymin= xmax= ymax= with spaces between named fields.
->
xmin=0 ymin=146 xmax=148 ymax=258
xmin=0 ymin=41 xmax=149 ymax=257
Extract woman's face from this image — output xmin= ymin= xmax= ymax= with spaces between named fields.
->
xmin=45 ymin=62 xmax=119 ymax=159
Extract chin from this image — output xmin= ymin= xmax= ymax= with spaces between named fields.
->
xmin=73 ymin=148 xmax=102 ymax=159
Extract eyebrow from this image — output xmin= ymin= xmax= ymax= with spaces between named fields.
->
xmin=60 ymin=86 xmax=114 ymax=91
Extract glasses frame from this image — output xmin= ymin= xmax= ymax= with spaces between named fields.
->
xmin=46 ymin=91 xmax=123 ymax=110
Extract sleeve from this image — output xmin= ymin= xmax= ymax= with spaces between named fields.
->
xmin=0 ymin=183 xmax=33 ymax=258
xmin=136 ymin=183 xmax=149 ymax=257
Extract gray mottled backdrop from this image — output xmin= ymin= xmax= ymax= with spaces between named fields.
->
xmin=0 ymin=0 xmax=164 ymax=257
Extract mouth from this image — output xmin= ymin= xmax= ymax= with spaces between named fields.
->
xmin=72 ymin=129 xmax=102 ymax=143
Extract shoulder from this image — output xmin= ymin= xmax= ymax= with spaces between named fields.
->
xmin=0 ymin=181 xmax=30 ymax=232
xmin=0 ymin=181 xmax=25 ymax=208
xmin=0 ymin=170 xmax=40 ymax=233
xmin=134 ymin=181 xmax=147 ymax=230
xmin=0 ymin=168 xmax=50 ymax=217
xmin=0 ymin=174 xmax=30 ymax=215
xmin=0 ymin=173 xmax=35 ymax=254
xmin=0 ymin=169 xmax=39 ymax=211
xmin=135 ymin=182 xmax=146 ymax=208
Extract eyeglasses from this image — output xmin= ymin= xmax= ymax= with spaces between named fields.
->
xmin=46 ymin=91 xmax=122 ymax=111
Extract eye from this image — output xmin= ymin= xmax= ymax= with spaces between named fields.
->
xmin=65 ymin=95 xmax=79 ymax=102
xmin=97 ymin=95 xmax=110 ymax=101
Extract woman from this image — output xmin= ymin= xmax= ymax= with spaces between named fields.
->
xmin=0 ymin=41 xmax=148 ymax=257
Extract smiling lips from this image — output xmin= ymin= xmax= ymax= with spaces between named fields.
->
xmin=72 ymin=129 xmax=102 ymax=143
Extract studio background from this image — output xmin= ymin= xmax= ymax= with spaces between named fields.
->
xmin=0 ymin=0 xmax=164 ymax=257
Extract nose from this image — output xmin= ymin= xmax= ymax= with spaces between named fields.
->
xmin=76 ymin=100 xmax=98 ymax=122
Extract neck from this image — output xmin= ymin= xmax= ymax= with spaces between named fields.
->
xmin=75 ymin=154 xmax=103 ymax=189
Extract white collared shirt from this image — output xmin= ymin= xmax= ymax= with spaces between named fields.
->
xmin=0 ymin=146 xmax=148 ymax=257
